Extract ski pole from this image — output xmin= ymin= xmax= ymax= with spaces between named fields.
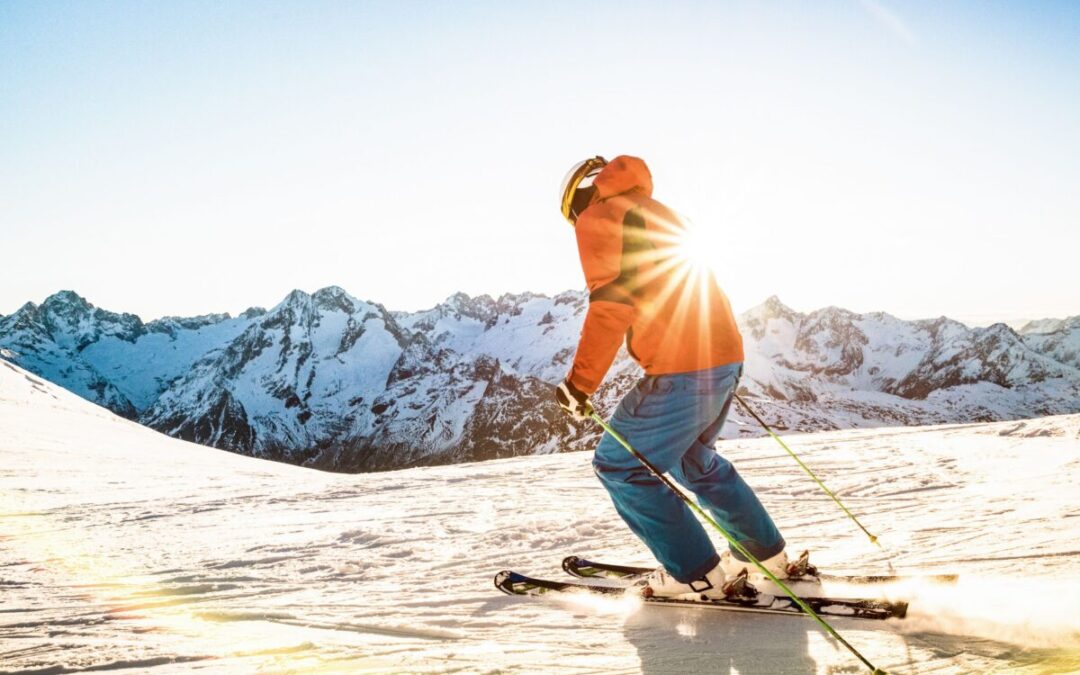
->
xmin=590 ymin=412 xmax=887 ymax=675
xmin=734 ymin=394 xmax=882 ymax=549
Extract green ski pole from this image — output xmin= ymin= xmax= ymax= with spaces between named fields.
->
xmin=590 ymin=412 xmax=887 ymax=675
xmin=734 ymin=394 xmax=882 ymax=549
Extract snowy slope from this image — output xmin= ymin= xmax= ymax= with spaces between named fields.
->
xmin=2 ymin=359 xmax=1078 ymax=674
xmin=3 ymin=289 xmax=1079 ymax=472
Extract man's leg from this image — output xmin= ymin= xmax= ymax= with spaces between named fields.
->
xmin=669 ymin=383 xmax=785 ymax=561
xmin=591 ymin=370 xmax=733 ymax=583
xmin=593 ymin=430 xmax=719 ymax=583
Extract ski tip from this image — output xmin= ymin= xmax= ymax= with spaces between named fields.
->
xmin=494 ymin=570 xmax=514 ymax=594
xmin=561 ymin=555 xmax=582 ymax=574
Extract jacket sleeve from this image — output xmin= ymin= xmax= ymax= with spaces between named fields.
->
xmin=566 ymin=210 xmax=637 ymax=395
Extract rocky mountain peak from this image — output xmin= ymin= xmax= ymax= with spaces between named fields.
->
xmin=444 ymin=292 xmax=496 ymax=321
xmin=1 ymin=301 xmax=43 ymax=329
xmin=147 ymin=313 xmax=233 ymax=336
xmin=746 ymin=295 xmax=799 ymax=323
xmin=814 ymin=305 xmax=856 ymax=321
xmin=446 ymin=291 xmax=473 ymax=307
xmin=553 ymin=290 xmax=587 ymax=307
xmin=254 ymin=292 xmax=310 ymax=335
xmin=917 ymin=316 xmax=969 ymax=341
xmin=313 ymin=285 xmax=358 ymax=313
xmin=495 ymin=291 xmax=543 ymax=306
xmin=34 ymin=291 xmax=146 ymax=348
xmin=39 ymin=291 xmax=94 ymax=331
xmin=981 ymin=322 xmax=1022 ymax=340
xmin=971 ymin=324 xmax=1027 ymax=359
xmin=41 ymin=290 xmax=92 ymax=313
xmin=279 ymin=289 xmax=312 ymax=308
xmin=0 ymin=305 xmax=48 ymax=347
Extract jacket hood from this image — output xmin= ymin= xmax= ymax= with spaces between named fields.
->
xmin=594 ymin=155 xmax=653 ymax=200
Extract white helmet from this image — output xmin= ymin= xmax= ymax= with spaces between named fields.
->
xmin=559 ymin=156 xmax=607 ymax=225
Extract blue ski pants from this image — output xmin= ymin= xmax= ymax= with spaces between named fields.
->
xmin=592 ymin=362 xmax=785 ymax=583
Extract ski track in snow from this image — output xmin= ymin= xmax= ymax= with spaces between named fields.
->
xmin=1 ymin=360 xmax=1079 ymax=674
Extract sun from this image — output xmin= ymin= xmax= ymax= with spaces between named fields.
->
xmin=673 ymin=221 xmax=723 ymax=276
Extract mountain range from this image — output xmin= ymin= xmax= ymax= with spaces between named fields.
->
xmin=2 ymin=288 xmax=1078 ymax=471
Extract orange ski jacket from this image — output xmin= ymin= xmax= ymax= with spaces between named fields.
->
xmin=567 ymin=156 xmax=744 ymax=395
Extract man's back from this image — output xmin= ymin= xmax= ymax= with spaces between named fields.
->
xmin=569 ymin=155 xmax=743 ymax=394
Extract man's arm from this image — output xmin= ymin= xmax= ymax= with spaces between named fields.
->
xmin=567 ymin=298 xmax=634 ymax=394
xmin=565 ymin=211 xmax=637 ymax=395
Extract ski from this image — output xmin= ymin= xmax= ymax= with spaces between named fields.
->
xmin=559 ymin=554 xmax=833 ymax=598
xmin=562 ymin=555 xmax=959 ymax=586
xmin=494 ymin=570 xmax=907 ymax=620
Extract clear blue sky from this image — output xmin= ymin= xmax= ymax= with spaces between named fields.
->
xmin=2 ymin=1 xmax=1078 ymax=324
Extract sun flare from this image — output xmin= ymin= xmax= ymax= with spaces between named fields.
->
xmin=673 ymin=223 xmax=723 ymax=276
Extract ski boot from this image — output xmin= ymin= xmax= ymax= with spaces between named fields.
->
xmin=720 ymin=549 xmax=819 ymax=580
xmin=637 ymin=560 xmax=729 ymax=600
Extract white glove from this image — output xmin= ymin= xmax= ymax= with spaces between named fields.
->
xmin=555 ymin=380 xmax=594 ymax=421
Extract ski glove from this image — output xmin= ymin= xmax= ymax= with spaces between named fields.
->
xmin=555 ymin=380 xmax=594 ymax=421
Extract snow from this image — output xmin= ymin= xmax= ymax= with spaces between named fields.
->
xmin=80 ymin=316 xmax=253 ymax=410
xmin=3 ymin=359 xmax=1078 ymax=673
xmin=399 ymin=291 xmax=586 ymax=383
xmin=308 ymin=316 xmax=402 ymax=424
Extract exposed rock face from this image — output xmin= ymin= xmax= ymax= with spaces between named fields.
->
xmin=3 ymin=289 xmax=1079 ymax=471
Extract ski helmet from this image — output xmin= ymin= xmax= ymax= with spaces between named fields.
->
xmin=559 ymin=156 xmax=607 ymax=225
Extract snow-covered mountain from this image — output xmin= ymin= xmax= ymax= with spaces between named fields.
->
xmin=733 ymin=296 xmax=1080 ymax=431
xmin=395 ymin=290 xmax=589 ymax=383
xmin=2 ymin=288 xmax=1079 ymax=471
xmin=0 ymin=291 xmax=262 ymax=417
xmin=1019 ymin=314 xmax=1080 ymax=371
xmin=3 ymin=357 xmax=1078 ymax=674
xmin=140 ymin=287 xmax=590 ymax=471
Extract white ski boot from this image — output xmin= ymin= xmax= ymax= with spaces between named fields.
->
xmin=720 ymin=549 xmax=792 ymax=580
xmin=637 ymin=561 xmax=729 ymax=600
xmin=720 ymin=549 xmax=821 ymax=595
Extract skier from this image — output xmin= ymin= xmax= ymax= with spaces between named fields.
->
xmin=554 ymin=155 xmax=792 ymax=599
